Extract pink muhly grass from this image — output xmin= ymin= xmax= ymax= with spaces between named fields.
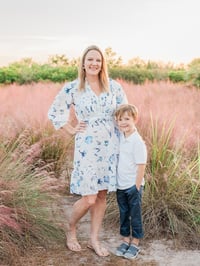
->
xmin=0 ymin=205 xmax=22 ymax=233
xmin=24 ymin=141 xmax=42 ymax=164
xmin=1 ymin=80 xmax=199 ymax=151
xmin=118 ymin=80 xmax=200 ymax=151
xmin=0 ymin=82 xmax=63 ymax=138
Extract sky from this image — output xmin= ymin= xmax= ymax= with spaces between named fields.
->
xmin=0 ymin=0 xmax=199 ymax=66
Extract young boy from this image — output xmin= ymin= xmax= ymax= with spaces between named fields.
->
xmin=114 ymin=104 xmax=147 ymax=260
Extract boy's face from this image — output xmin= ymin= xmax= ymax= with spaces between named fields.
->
xmin=116 ymin=111 xmax=136 ymax=137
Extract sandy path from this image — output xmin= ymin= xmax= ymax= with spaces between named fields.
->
xmin=18 ymin=194 xmax=200 ymax=266
xmin=60 ymin=195 xmax=200 ymax=266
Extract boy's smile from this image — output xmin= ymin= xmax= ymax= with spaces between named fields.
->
xmin=117 ymin=111 xmax=136 ymax=137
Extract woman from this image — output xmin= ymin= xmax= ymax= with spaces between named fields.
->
xmin=48 ymin=45 xmax=127 ymax=256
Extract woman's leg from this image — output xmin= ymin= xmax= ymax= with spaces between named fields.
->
xmin=66 ymin=194 xmax=97 ymax=251
xmin=89 ymin=190 xmax=109 ymax=256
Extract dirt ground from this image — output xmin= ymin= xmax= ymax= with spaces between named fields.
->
xmin=17 ymin=195 xmax=200 ymax=266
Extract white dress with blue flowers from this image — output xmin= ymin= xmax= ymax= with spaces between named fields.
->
xmin=48 ymin=79 xmax=127 ymax=195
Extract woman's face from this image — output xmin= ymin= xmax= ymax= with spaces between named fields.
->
xmin=84 ymin=50 xmax=102 ymax=77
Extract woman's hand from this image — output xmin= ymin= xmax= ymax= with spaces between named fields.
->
xmin=62 ymin=121 xmax=87 ymax=135
xmin=75 ymin=121 xmax=87 ymax=133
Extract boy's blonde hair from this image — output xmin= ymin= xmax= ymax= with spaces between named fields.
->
xmin=115 ymin=104 xmax=138 ymax=120
xmin=78 ymin=45 xmax=109 ymax=92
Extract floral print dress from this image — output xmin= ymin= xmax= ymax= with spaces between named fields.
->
xmin=48 ymin=79 xmax=127 ymax=195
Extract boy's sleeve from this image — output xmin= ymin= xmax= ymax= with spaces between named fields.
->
xmin=134 ymin=140 xmax=147 ymax=164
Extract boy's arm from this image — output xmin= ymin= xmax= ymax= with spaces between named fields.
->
xmin=135 ymin=164 xmax=146 ymax=190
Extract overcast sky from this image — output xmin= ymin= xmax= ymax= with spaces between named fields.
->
xmin=0 ymin=0 xmax=199 ymax=66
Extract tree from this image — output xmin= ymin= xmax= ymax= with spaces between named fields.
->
xmin=104 ymin=47 xmax=123 ymax=68
xmin=127 ymin=57 xmax=146 ymax=68
xmin=48 ymin=54 xmax=69 ymax=66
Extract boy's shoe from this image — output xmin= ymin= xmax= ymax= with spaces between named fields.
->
xmin=123 ymin=244 xmax=140 ymax=259
xmin=115 ymin=242 xmax=129 ymax=256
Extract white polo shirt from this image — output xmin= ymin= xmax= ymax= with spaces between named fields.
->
xmin=117 ymin=129 xmax=147 ymax=190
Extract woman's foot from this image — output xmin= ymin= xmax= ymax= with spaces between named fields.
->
xmin=66 ymin=231 xmax=82 ymax=252
xmin=87 ymin=241 xmax=109 ymax=257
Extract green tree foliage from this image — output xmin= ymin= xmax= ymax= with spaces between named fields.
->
xmin=104 ymin=47 xmax=123 ymax=68
xmin=168 ymin=70 xmax=186 ymax=83
xmin=0 ymin=51 xmax=199 ymax=87
xmin=0 ymin=59 xmax=77 ymax=84
xmin=48 ymin=54 xmax=69 ymax=66
xmin=128 ymin=57 xmax=146 ymax=68
xmin=109 ymin=67 xmax=147 ymax=84
xmin=186 ymin=58 xmax=200 ymax=87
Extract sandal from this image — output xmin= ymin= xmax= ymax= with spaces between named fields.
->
xmin=115 ymin=242 xmax=129 ymax=256
xmin=123 ymin=244 xmax=140 ymax=259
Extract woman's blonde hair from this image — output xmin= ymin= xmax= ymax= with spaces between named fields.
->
xmin=115 ymin=104 xmax=138 ymax=121
xmin=78 ymin=45 xmax=109 ymax=92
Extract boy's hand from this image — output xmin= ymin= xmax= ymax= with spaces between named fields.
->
xmin=135 ymin=183 xmax=141 ymax=191
xmin=135 ymin=164 xmax=146 ymax=191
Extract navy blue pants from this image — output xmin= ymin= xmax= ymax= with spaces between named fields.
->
xmin=116 ymin=185 xmax=144 ymax=239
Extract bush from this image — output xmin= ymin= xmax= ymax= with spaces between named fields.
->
xmin=168 ymin=70 xmax=186 ymax=83
xmin=186 ymin=62 xmax=200 ymax=88
xmin=109 ymin=67 xmax=147 ymax=84
xmin=0 ymin=63 xmax=78 ymax=85
xmin=0 ymin=67 xmax=20 ymax=84
xmin=0 ymin=58 xmax=199 ymax=87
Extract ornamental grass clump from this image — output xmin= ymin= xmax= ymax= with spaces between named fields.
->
xmin=0 ymin=137 xmax=65 ymax=264
xmin=106 ymin=119 xmax=200 ymax=248
xmin=143 ymin=119 xmax=200 ymax=248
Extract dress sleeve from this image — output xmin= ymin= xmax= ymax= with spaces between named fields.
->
xmin=48 ymin=82 xmax=74 ymax=130
xmin=112 ymin=79 xmax=128 ymax=107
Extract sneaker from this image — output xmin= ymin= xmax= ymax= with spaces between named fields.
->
xmin=115 ymin=242 xmax=129 ymax=257
xmin=123 ymin=244 xmax=140 ymax=259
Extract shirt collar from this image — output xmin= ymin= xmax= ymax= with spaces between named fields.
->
xmin=121 ymin=128 xmax=137 ymax=142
